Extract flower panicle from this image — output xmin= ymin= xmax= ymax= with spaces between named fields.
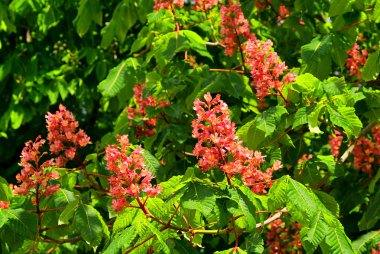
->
xmin=105 ymin=134 xmax=161 ymax=212
xmin=192 ymin=92 xmax=281 ymax=193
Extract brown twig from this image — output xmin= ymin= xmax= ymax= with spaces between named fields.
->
xmin=255 ymin=207 xmax=288 ymax=228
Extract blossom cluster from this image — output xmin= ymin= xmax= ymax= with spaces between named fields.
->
xmin=345 ymin=43 xmax=368 ymax=79
xmin=13 ymin=105 xmax=91 ymax=205
xmin=329 ymin=125 xmax=380 ymax=175
xmin=105 ymin=135 xmax=161 ymax=211
xmin=127 ymin=84 xmax=170 ymax=137
xmin=328 ymin=130 xmax=343 ymax=159
xmin=192 ymin=92 xmax=281 ymax=193
xmin=266 ymin=219 xmax=302 ymax=254
xmin=220 ymin=2 xmax=252 ymax=56
xmin=46 ymin=104 xmax=91 ymax=167
xmin=153 ymin=0 xmax=184 ymax=11
xmin=0 ymin=200 xmax=10 ymax=209
xmin=245 ymin=38 xmax=297 ymax=100
xmin=12 ymin=136 xmax=60 ymax=204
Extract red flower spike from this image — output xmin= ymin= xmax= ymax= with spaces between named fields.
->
xmin=220 ymin=2 xmax=252 ymax=56
xmin=46 ymin=104 xmax=91 ymax=167
xmin=13 ymin=136 xmax=60 ymax=202
xmin=153 ymin=0 xmax=184 ymax=10
xmin=0 ymin=201 xmax=10 ymax=209
xmin=192 ymin=92 xmax=281 ymax=193
xmin=127 ymin=84 xmax=170 ymax=137
xmin=245 ymin=38 xmax=296 ymax=100
xmin=345 ymin=43 xmax=368 ymax=79
xmin=105 ymin=135 xmax=161 ymax=212
xmin=328 ymin=130 xmax=343 ymax=159
xmin=266 ymin=219 xmax=302 ymax=253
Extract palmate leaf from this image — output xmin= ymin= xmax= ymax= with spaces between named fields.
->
xmin=103 ymin=224 xmax=138 ymax=254
xmin=74 ymin=204 xmax=109 ymax=247
xmin=98 ymin=58 xmax=141 ymax=98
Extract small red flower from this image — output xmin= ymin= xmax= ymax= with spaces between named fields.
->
xmin=0 ymin=201 xmax=10 ymax=209
xmin=329 ymin=130 xmax=343 ymax=159
xmin=345 ymin=43 xmax=368 ymax=79
xmin=266 ymin=218 xmax=302 ymax=253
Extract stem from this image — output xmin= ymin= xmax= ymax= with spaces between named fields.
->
xmin=255 ymin=207 xmax=287 ymax=228
xmin=29 ymin=207 xmax=66 ymax=213
xmin=337 ymin=19 xmax=368 ymax=32
xmin=209 ymin=68 xmax=246 ymax=74
xmin=136 ymin=197 xmax=151 ymax=216
xmin=40 ymin=235 xmax=82 ymax=244
xmin=233 ymin=27 xmax=248 ymax=74
xmin=277 ymin=89 xmax=289 ymax=105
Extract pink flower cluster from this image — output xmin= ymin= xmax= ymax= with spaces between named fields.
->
xmin=13 ymin=136 xmax=60 ymax=204
xmin=193 ymin=0 xmax=218 ymax=11
xmin=153 ymin=0 xmax=184 ymax=11
xmin=0 ymin=200 xmax=10 ymax=209
xmin=127 ymin=84 xmax=170 ymax=137
xmin=245 ymin=38 xmax=297 ymax=100
xmin=266 ymin=219 xmax=302 ymax=253
xmin=46 ymin=105 xmax=91 ymax=167
xmin=220 ymin=2 xmax=252 ymax=56
xmin=346 ymin=43 xmax=368 ymax=79
xmin=328 ymin=130 xmax=343 ymax=159
xmin=105 ymin=135 xmax=161 ymax=212
xmin=192 ymin=93 xmax=281 ymax=193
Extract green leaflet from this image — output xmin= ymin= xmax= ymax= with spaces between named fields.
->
xmin=58 ymin=199 xmax=79 ymax=225
xmin=227 ymin=187 xmax=256 ymax=231
xmin=358 ymin=189 xmax=380 ymax=231
xmin=300 ymin=211 xmax=328 ymax=252
xmin=104 ymin=224 xmax=138 ymax=254
xmin=0 ymin=176 xmax=12 ymax=201
xmin=1 ymin=209 xmax=37 ymax=238
xmin=362 ymin=51 xmax=380 ymax=81
xmin=98 ymin=58 xmax=141 ymax=98
xmin=256 ymin=106 xmax=288 ymax=137
xmin=74 ymin=204 xmax=109 ymax=247
xmin=327 ymin=105 xmax=362 ymax=137
xmin=73 ymin=0 xmax=102 ymax=37
xmin=353 ymin=231 xmax=380 ymax=254
xmin=329 ymin=0 xmax=353 ymax=17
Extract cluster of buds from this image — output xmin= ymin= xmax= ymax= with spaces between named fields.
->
xmin=192 ymin=92 xmax=281 ymax=193
xmin=345 ymin=43 xmax=368 ymax=79
xmin=46 ymin=104 xmax=91 ymax=167
xmin=192 ymin=0 xmax=218 ymax=11
xmin=245 ymin=38 xmax=297 ymax=100
xmin=328 ymin=130 xmax=343 ymax=159
xmin=220 ymin=2 xmax=252 ymax=56
xmin=12 ymin=136 xmax=60 ymax=204
xmin=127 ymin=84 xmax=170 ymax=137
xmin=105 ymin=135 xmax=161 ymax=212
xmin=266 ymin=219 xmax=302 ymax=253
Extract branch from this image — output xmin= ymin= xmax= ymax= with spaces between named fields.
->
xmin=255 ymin=207 xmax=288 ymax=228
xmin=40 ymin=235 xmax=83 ymax=244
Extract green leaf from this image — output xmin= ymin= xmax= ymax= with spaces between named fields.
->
xmin=292 ymin=107 xmax=308 ymax=128
xmin=181 ymin=30 xmax=213 ymax=60
xmin=362 ymin=51 xmax=380 ymax=81
xmin=256 ymin=106 xmax=288 ymax=137
xmin=372 ymin=0 xmax=380 ymax=23
xmin=104 ymin=225 xmax=138 ymax=254
xmin=308 ymin=103 xmax=325 ymax=134
xmin=112 ymin=207 xmax=144 ymax=235
xmin=58 ymin=199 xmax=79 ymax=225
xmin=74 ymin=204 xmax=109 ymax=246
xmin=329 ymin=0 xmax=353 ymax=17
xmin=98 ymin=58 xmax=141 ymax=98
xmin=321 ymin=220 xmax=356 ymax=254
xmin=300 ymin=211 xmax=328 ymax=252
xmin=358 ymin=189 xmax=380 ymax=231
xmin=144 ymin=222 xmax=171 ymax=254
xmin=0 ymin=176 xmax=12 ymax=201
xmin=73 ymin=0 xmax=102 ymax=37
xmin=2 ymin=209 xmax=37 ymax=238
xmin=180 ymin=181 xmax=217 ymax=217
xmin=141 ymin=149 xmax=163 ymax=176
xmin=301 ymin=35 xmax=332 ymax=79
xmin=353 ymin=231 xmax=380 ymax=254
xmin=54 ymin=189 xmax=77 ymax=207
xmin=159 ymin=175 xmax=187 ymax=199
xmin=228 ymin=187 xmax=256 ymax=231
xmin=327 ymin=105 xmax=362 ymax=137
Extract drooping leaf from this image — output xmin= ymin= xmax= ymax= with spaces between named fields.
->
xmin=103 ymin=224 xmax=138 ymax=254
xmin=353 ymin=231 xmax=380 ymax=254
xmin=300 ymin=211 xmax=328 ymax=253
xmin=362 ymin=51 xmax=380 ymax=81
xmin=327 ymin=105 xmax=362 ymax=137
xmin=58 ymin=199 xmax=79 ymax=225
xmin=73 ymin=0 xmax=102 ymax=37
